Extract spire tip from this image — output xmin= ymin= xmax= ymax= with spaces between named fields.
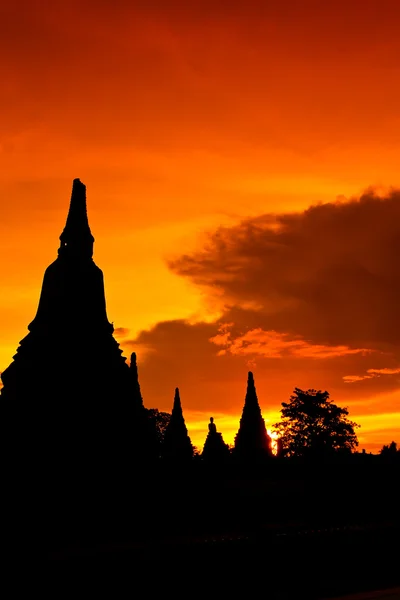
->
xmin=59 ymin=177 xmax=93 ymax=257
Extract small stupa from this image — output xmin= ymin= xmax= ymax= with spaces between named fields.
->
xmin=202 ymin=417 xmax=230 ymax=462
xmin=162 ymin=387 xmax=193 ymax=462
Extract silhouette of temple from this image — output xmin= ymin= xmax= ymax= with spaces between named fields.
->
xmin=162 ymin=387 xmax=193 ymax=462
xmin=234 ymin=372 xmax=272 ymax=460
xmin=202 ymin=417 xmax=230 ymax=462
xmin=1 ymin=179 xmax=156 ymax=474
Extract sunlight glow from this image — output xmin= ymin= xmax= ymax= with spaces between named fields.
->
xmin=267 ymin=429 xmax=279 ymax=456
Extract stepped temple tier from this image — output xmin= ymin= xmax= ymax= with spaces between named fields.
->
xmin=1 ymin=179 xmax=156 ymax=473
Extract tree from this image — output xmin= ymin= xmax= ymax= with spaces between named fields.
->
xmin=380 ymin=441 xmax=398 ymax=454
xmin=380 ymin=441 xmax=399 ymax=462
xmin=273 ymin=388 xmax=359 ymax=458
xmin=146 ymin=408 xmax=171 ymax=447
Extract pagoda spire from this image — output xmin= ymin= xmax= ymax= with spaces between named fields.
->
xmin=59 ymin=178 xmax=94 ymax=259
xmin=173 ymin=387 xmax=181 ymax=412
xmin=24 ymin=178 xmax=112 ymax=334
xmin=130 ymin=352 xmax=144 ymax=407
xmin=162 ymin=387 xmax=193 ymax=462
xmin=233 ymin=371 xmax=272 ymax=459
xmin=246 ymin=372 xmax=257 ymax=405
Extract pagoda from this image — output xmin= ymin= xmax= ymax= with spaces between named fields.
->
xmin=1 ymin=179 xmax=155 ymax=474
xmin=233 ymin=372 xmax=272 ymax=460
xmin=162 ymin=388 xmax=193 ymax=462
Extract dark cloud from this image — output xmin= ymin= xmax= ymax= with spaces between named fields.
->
xmin=169 ymin=189 xmax=400 ymax=348
xmin=122 ymin=189 xmax=400 ymax=433
xmin=123 ymin=319 xmax=251 ymax=413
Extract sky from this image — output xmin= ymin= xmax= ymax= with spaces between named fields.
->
xmin=1 ymin=0 xmax=400 ymax=452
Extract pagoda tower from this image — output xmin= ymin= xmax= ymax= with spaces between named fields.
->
xmin=162 ymin=388 xmax=193 ymax=462
xmin=1 ymin=179 xmax=154 ymax=473
xmin=233 ymin=372 xmax=272 ymax=460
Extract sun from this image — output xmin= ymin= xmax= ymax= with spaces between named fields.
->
xmin=267 ymin=429 xmax=279 ymax=456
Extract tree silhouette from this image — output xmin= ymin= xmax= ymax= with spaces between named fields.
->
xmin=274 ymin=388 xmax=359 ymax=458
xmin=379 ymin=441 xmax=399 ymax=463
xmin=202 ymin=417 xmax=230 ymax=463
xmin=161 ymin=388 xmax=193 ymax=462
xmin=276 ymin=437 xmax=284 ymax=458
xmin=380 ymin=441 xmax=398 ymax=454
xmin=147 ymin=408 xmax=171 ymax=447
xmin=234 ymin=372 xmax=272 ymax=460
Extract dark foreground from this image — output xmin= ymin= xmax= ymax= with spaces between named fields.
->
xmin=48 ymin=521 xmax=399 ymax=599
xmin=330 ymin=591 xmax=400 ymax=600
xmin=39 ymin=460 xmax=399 ymax=598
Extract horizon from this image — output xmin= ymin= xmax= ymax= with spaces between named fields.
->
xmin=1 ymin=1 xmax=400 ymax=452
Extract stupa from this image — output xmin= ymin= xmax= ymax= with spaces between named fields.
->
xmin=233 ymin=371 xmax=272 ymax=460
xmin=202 ymin=417 xmax=230 ymax=462
xmin=162 ymin=388 xmax=193 ymax=462
xmin=1 ymin=179 xmax=154 ymax=473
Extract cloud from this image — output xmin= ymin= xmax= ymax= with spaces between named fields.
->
xmin=210 ymin=324 xmax=371 ymax=359
xmin=113 ymin=327 xmax=130 ymax=338
xmin=370 ymin=367 xmax=400 ymax=375
xmin=343 ymin=375 xmax=372 ymax=383
xmin=169 ymin=188 xmax=400 ymax=348
xmin=119 ymin=189 xmax=400 ymax=450
xmin=122 ymin=317 xmax=396 ymax=415
xmin=344 ymin=366 xmax=400 ymax=383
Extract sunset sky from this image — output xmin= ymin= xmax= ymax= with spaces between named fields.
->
xmin=1 ymin=0 xmax=400 ymax=451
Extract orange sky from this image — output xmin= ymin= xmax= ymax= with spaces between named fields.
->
xmin=1 ymin=0 xmax=400 ymax=452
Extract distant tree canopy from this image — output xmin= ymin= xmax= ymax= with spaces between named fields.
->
xmin=274 ymin=388 xmax=360 ymax=458
xmin=146 ymin=408 xmax=171 ymax=447
xmin=380 ymin=441 xmax=399 ymax=459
